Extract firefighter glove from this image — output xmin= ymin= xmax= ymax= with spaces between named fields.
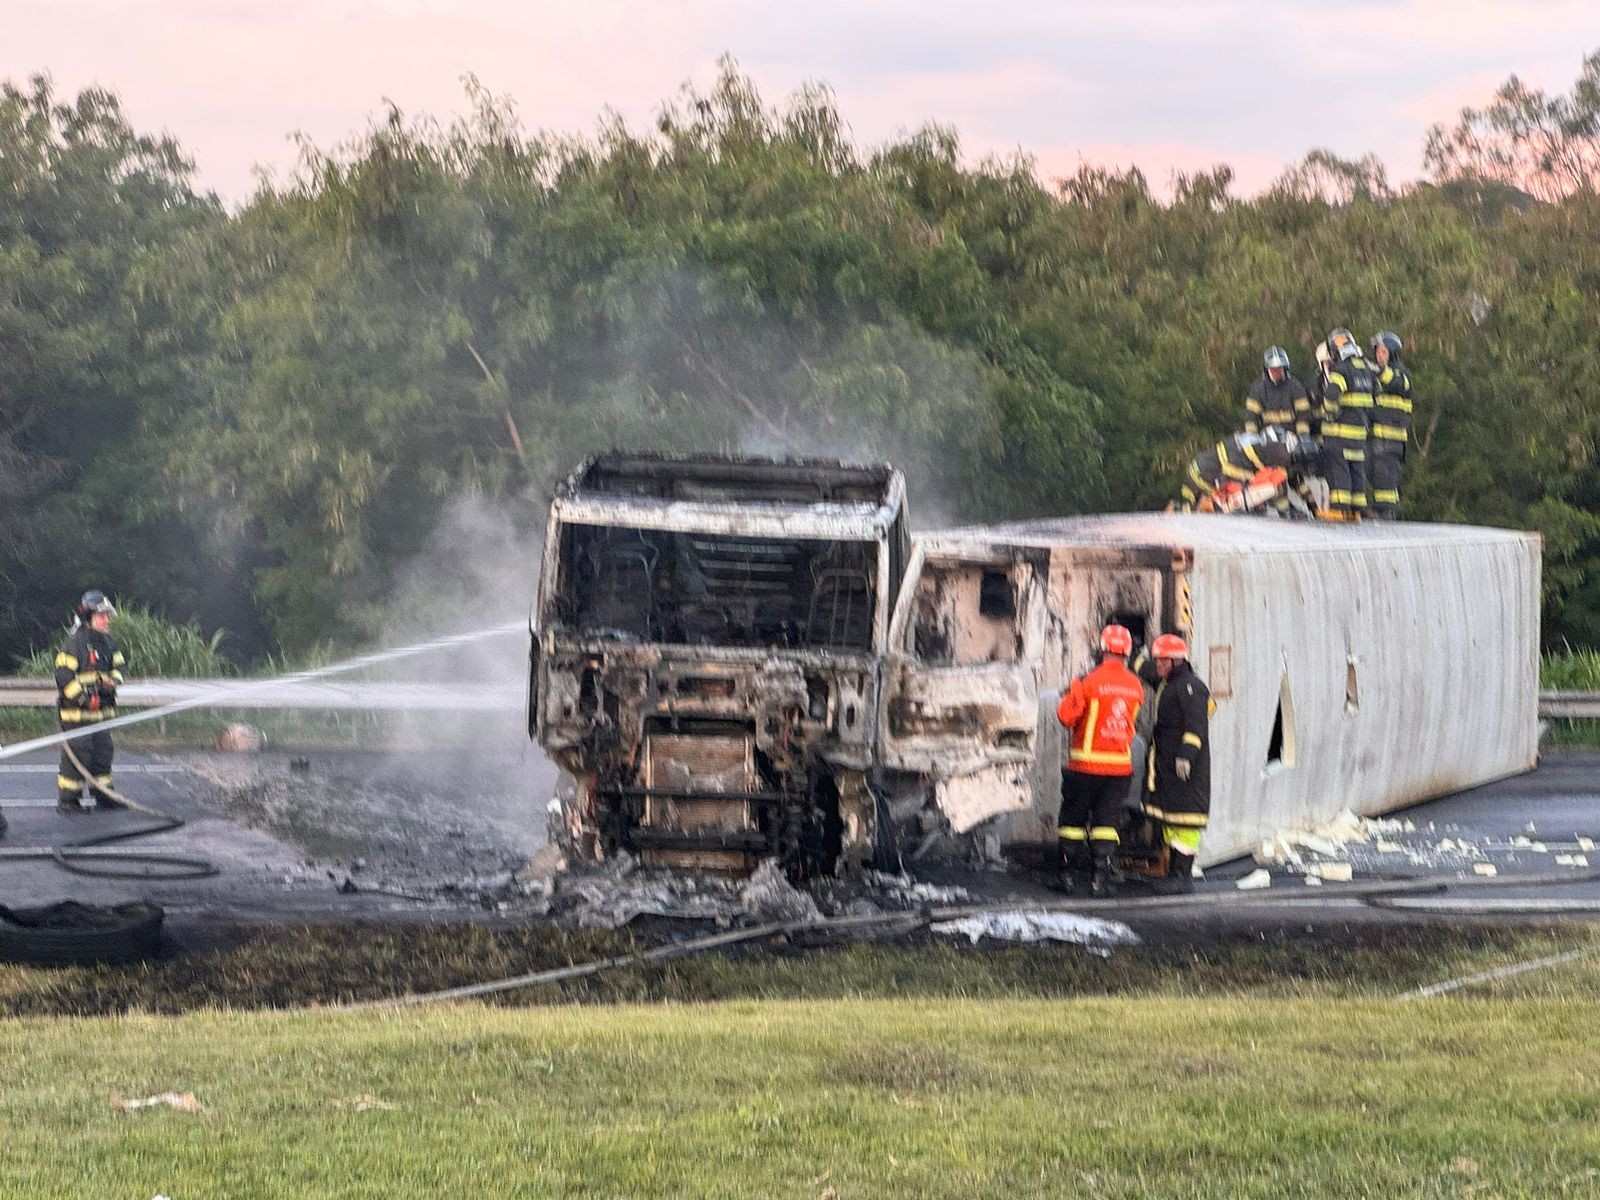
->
xmin=1174 ymin=758 xmax=1192 ymax=782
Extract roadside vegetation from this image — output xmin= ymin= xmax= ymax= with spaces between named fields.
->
xmin=4 ymin=965 xmax=1600 ymax=1197
xmin=5 ymin=54 xmax=1600 ymax=667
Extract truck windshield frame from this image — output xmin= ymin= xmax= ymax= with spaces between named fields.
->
xmin=551 ymin=520 xmax=882 ymax=653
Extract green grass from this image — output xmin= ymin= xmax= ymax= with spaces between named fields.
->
xmin=1541 ymin=649 xmax=1600 ymax=748
xmin=4 ymin=985 xmax=1600 ymax=1198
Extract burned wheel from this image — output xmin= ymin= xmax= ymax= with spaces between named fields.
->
xmin=0 ymin=901 xmax=164 ymax=966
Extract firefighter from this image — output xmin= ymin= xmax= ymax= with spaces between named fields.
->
xmin=1319 ymin=328 xmax=1378 ymax=520
xmin=1369 ymin=331 xmax=1412 ymax=519
xmin=1177 ymin=428 xmax=1317 ymax=514
xmin=54 ymin=590 xmax=126 ymax=812
xmin=1142 ymin=634 xmax=1210 ymax=893
xmin=1055 ymin=624 xmax=1145 ymax=895
xmin=1244 ymin=346 xmax=1312 ymax=436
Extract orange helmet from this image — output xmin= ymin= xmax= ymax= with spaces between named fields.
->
xmin=1152 ymin=633 xmax=1189 ymax=661
xmin=1100 ymin=624 xmax=1133 ymax=656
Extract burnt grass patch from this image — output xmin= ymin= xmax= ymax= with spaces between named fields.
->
xmin=0 ymin=916 xmax=1589 ymax=1017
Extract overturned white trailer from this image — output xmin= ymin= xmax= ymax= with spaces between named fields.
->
xmin=882 ymin=514 xmax=1541 ymax=866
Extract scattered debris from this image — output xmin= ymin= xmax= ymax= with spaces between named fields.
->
xmin=860 ymin=871 xmax=970 ymax=906
xmin=216 ymin=723 xmax=266 ymax=753
xmin=1303 ymin=875 xmax=1323 ymax=887
xmin=740 ymin=860 xmax=823 ymax=924
xmin=340 ymin=1094 xmax=399 ymax=1112
xmin=1579 ymin=837 xmax=1595 ymax=852
xmin=1555 ymin=854 xmax=1590 ymax=867
xmin=1236 ymin=868 xmax=1272 ymax=891
xmin=1473 ymin=863 xmax=1498 ymax=876
xmin=1308 ymin=863 xmax=1353 ymax=882
xmin=111 ymin=1092 xmax=202 ymax=1114
xmin=930 ymin=910 xmax=1139 ymax=953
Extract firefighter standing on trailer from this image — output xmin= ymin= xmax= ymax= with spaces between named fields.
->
xmin=1143 ymin=634 xmax=1210 ymax=893
xmin=1055 ymin=624 xmax=1145 ymax=895
xmin=1244 ymin=346 xmax=1312 ymax=436
xmin=1320 ymin=328 xmax=1378 ymax=519
xmin=55 ymin=590 xmax=126 ymax=813
xmin=1369 ymin=331 xmax=1412 ymax=519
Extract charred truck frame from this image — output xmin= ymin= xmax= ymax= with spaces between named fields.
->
xmin=530 ymin=454 xmax=908 ymax=873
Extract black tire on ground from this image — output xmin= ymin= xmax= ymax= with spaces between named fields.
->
xmin=0 ymin=901 xmax=164 ymax=966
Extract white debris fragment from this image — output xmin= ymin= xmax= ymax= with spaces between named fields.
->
xmin=861 ymin=871 xmax=969 ymax=904
xmin=1236 ymin=868 xmax=1272 ymax=891
xmin=1375 ymin=840 xmax=1402 ymax=854
xmin=111 ymin=1092 xmax=202 ymax=1114
xmin=1435 ymin=839 xmax=1459 ymax=854
xmin=1294 ymin=833 xmax=1345 ymax=859
xmin=1473 ymin=863 xmax=1498 ymax=876
xmin=1254 ymin=838 xmax=1302 ymax=866
xmin=1555 ymin=854 xmax=1590 ymax=867
xmin=1578 ymin=837 xmax=1595 ymax=852
xmin=930 ymin=910 xmax=1139 ymax=951
xmin=1316 ymin=809 xmax=1371 ymax=844
xmin=1525 ymin=821 xmax=1539 ymax=835
xmin=1310 ymin=863 xmax=1353 ymax=882
xmin=1303 ymin=875 xmax=1323 ymax=887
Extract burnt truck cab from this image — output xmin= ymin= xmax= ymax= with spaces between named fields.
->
xmin=531 ymin=453 xmax=908 ymax=873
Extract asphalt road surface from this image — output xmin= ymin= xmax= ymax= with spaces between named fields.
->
xmin=1 ymin=743 xmax=1598 ymax=928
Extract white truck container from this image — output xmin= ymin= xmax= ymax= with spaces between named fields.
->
xmin=878 ymin=514 xmax=1541 ymax=866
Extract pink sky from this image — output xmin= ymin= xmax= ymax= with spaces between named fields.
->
xmin=8 ymin=0 xmax=1599 ymax=203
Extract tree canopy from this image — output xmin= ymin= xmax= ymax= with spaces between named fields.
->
xmin=5 ymin=55 xmax=1600 ymax=660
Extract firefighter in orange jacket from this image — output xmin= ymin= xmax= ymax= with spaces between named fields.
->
xmin=1055 ymin=624 xmax=1145 ymax=895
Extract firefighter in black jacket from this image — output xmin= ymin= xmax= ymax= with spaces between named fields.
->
xmin=1320 ymin=328 xmax=1379 ymax=519
xmin=1143 ymin=634 xmax=1210 ymax=893
xmin=1369 ymin=330 xmax=1412 ymax=519
xmin=54 ymin=590 xmax=127 ymax=812
xmin=1244 ymin=346 xmax=1312 ymax=436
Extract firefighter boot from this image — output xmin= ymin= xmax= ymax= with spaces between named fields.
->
xmin=1057 ymin=841 xmax=1093 ymax=896
xmin=1152 ymin=851 xmax=1196 ymax=895
xmin=1090 ymin=846 xmax=1122 ymax=897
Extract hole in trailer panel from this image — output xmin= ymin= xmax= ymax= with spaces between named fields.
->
xmin=1266 ymin=671 xmax=1296 ymax=772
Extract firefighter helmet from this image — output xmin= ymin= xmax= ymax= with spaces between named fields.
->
xmin=1263 ymin=346 xmax=1291 ymax=372
xmin=1151 ymin=633 xmax=1189 ymax=661
xmin=74 ymin=590 xmax=116 ymax=619
xmin=1326 ymin=328 xmax=1360 ymax=361
xmin=1100 ymin=624 xmax=1133 ymax=656
xmin=1371 ymin=330 xmax=1403 ymax=362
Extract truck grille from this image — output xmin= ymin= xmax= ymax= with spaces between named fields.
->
xmin=643 ymin=733 xmax=756 ymax=834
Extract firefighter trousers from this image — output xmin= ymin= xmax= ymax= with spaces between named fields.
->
xmin=1058 ymin=771 xmax=1128 ymax=873
xmin=58 ymin=728 xmax=115 ymax=807
xmin=1324 ymin=439 xmax=1368 ymax=516
xmin=1369 ymin=445 xmax=1403 ymax=519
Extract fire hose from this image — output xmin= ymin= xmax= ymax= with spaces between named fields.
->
xmin=0 ymin=739 xmax=218 ymax=880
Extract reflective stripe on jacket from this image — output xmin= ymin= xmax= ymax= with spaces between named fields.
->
xmin=1057 ymin=659 xmax=1145 ymax=777
xmin=1144 ymin=660 xmax=1211 ymax=825
xmin=1373 ymin=364 xmax=1413 ymax=443
xmin=55 ymin=625 xmax=125 ymax=724
xmin=1244 ymin=373 xmax=1311 ymax=435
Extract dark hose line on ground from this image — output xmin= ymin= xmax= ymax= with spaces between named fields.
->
xmin=0 ymin=742 xmax=218 ymax=881
xmin=335 ymin=869 xmax=1600 ymax=1011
